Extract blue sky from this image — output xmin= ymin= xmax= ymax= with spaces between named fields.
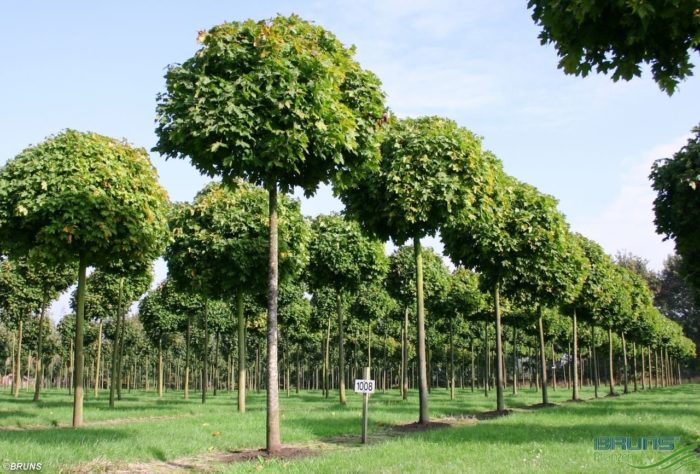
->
xmin=1 ymin=1 xmax=698 ymax=318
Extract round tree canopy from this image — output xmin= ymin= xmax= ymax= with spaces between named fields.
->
xmin=0 ymin=129 xmax=169 ymax=270
xmin=166 ymin=180 xmax=308 ymax=299
xmin=154 ymin=14 xmax=385 ymax=194
xmin=338 ymin=116 xmax=490 ymax=244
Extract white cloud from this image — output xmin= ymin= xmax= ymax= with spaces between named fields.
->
xmin=572 ymin=136 xmax=689 ymax=271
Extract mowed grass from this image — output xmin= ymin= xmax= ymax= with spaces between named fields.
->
xmin=0 ymin=383 xmax=698 ymax=473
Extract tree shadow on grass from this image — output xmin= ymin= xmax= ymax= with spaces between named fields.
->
xmin=0 ymin=426 xmax=130 ymax=446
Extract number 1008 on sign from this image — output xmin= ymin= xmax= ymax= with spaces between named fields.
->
xmin=354 ymin=379 xmax=375 ymax=394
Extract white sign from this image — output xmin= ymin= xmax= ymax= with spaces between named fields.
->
xmin=354 ymin=379 xmax=375 ymax=394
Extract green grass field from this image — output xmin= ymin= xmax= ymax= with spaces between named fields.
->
xmin=0 ymin=384 xmax=698 ymax=473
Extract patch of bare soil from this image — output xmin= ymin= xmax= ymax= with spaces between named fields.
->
xmin=64 ymin=445 xmax=324 ymax=473
xmin=525 ymin=402 xmax=558 ymax=410
xmin=472 ymin=409 xmax=513 ymax=420
xmin=393 ymin=421 xmax=452 ymax=433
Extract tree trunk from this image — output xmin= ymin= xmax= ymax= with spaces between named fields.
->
xmin=572 ymin=310 xmax=579 ymax=401
xmin=213 ymin=331 xmax=220 ymax=396
xmin=512 ymin=327 xmax=518 ymax=396
xmin=641 ymin=346 xmax=648 ymax=390
xmin=33 ymin=297 xmax=49 ymax=401
xmin=109 ymin=278 xmax=124 ymax=408
xmin=92 ymin=320 xmax=102 ymax=399
xmin=402 ymin=307 xmax=408 ymax=400
xmin=537 ymin=307 xmax=549 ymax=405
xmin=414 ymin=237 xmax=429 ymax=424
xmin=621 ymin=333 xmax=629 ymax=394
xmin=337 ymin=290 xmax=347 ymax=405
xmin=13 ymin=318 xmax=23 ymax=398
xmin=551 ymin=344 xmax=557 ymax=391
xmin=449 ymin=316 xmax=455 ymax=401
xmin=73 ymin=255 xmax=87 ymax=427
xmin=202 ymin=301 xmax=209 ymax=404
xmin=234 ymin=291 xmax=246 ymax=412
xmin=158 ymin=337 xmax=164 ymax=398
xmin=324 ymin=316 xmax=330 ymax=399
xmin=265 ymin=184 xmax=281 ymax=453
xmin=184 ymin=314 xmax=191 ymax=399
xmin=484 ymin=321 xmax=489 ymax=397
xmin=632 ymin=343 xmax=638 ymax=392
xmin=607 ymin=327 xmax=615 ymax=395
xmin=493 ymin=282 xmax=504 ymax=412
xmin=470 ymin=340 xmax=475 ymax=393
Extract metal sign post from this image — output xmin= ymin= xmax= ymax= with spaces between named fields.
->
xmin=354 ymin=367 xmax=374 ymax=444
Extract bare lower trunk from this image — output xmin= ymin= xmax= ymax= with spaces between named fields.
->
xmin=537 ymin=307 xmax=548 ymax=405
xmin=572 ymin=310 xmax=579 ymax=401
xmin=414 ymin=237 xmax=429 ymax=424
xmin=608 ymin=327 xmax=615 ymax=395
xmin=13 ymin=319 xmax=23 ymax=398
xmin=512 ymin=327 xmax=518 ymax=396
xmin=266 ymin=184 xmax=281 ymax=453
xmin=337 ymin=291 xmax=347 ymax=405
xmin=92 ymin=320 xmax=102 ymax=399
xmin=632 ymin=343 xmax=638 ymax=392
xmin=236 ymin=291 xmax=246 ymax=412
xmin=72 ymin=256 xmax=87 ymax=427
xmin=158 ymin=337 xmax=164 ymax=398
xmin=184 ymin=314 xmax=191 ymax=399
xmin=33 ymin=298 xmax=49 ymax=402
xmin=621 ymin=333 xmax=629 ymax=394
xmin=494 ymin=282 xmax=504 ymax=412
xmin=202 ymin=302 xmax=209 ymax=404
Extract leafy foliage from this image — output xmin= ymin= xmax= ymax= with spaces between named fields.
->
xmin=651 ymin=125 xmax=700 ymax=291
xmin=154 ymin=14 xmax=385 ymax=194
xmin=0 ymin=130 xmax=169 ymax=270
xmin=528 ymin=0 xmax=700 ymax=93
xmin=338 ymin=116 xmax=489 ymax=244
xmin=166 ymin=180 xmax=308 ymax=299
xmin=386 ymin=245 xmax=450 ymax=310
xmin=307 ymin=214 xmax=386 ymax=294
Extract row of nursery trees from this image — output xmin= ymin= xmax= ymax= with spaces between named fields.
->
xmin=0 ymin=15 xmax=696 ymax=452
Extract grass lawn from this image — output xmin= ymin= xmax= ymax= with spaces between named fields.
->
xmin=0 ymin=383 xmax=698 ymax=473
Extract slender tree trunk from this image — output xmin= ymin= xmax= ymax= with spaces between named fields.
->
xmin=92 ymin=320 xmax=102 ymax=399
xmin=537 ymin=307 xmax=549 ymax=405
xmin=213 ymin=331 xmax=220 ymax=396
xmin=652 ymin=348 xmax=657 ymax=388
xmin=641 ymin=346 xmax=648 ymax=390
xmin=470 ymin=340 xmax=475 ymax=393
xmin=324 ymin=317 xmax=330 ymax=399
xmin=608 ymin=327 xmax=615 ymax=395
xmin=158 ymin=337 xmax=164 ymax=398
xmin=413 ymin=237 xmax=429 ymax=424
xmin=109 ymin=278 xmax=124 ymax=408
xmin=337 ymin=290 xmax=347 ymax=405
xmin=512 ymin=327 xmax=518 ymax=396
xmin=551 ymin=344 xmax=557 ymax=391
xmin=402 ymin=307 xmax=409 ymax=400
xmin=572 ymin=310 xmax=579 ymax=401
xmin=73 ymin=256 xmax=87 ymax=427
xmin=184 ymin=314 xmax=191 ymax=399
xmin=632 ymin=343 xmax=638 ymax=392
xmin=202 ymin=301 xmax=209 ymax=403
xmin=265 ymin=184 xmax=281 ymax=453
xmin=13 ymin=318 xmax=23 ymax=398
xmin=33 ymin=298 xmax=49 ymax=401
xmin=493 ymin=282 xmax=505 ymax=412
xmin=449 ymin=316 xmax=455 ymax=401
xmin=621 ymin=333 xmax=629 ymax=394
xmin=233 ymin=291 xmax=246 ymax=412
xmin=484 ymin=321 xmax=489 ymax=397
